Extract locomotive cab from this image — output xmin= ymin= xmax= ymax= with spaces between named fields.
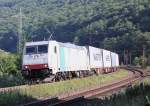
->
xmin=22 ymin=41 xmax=51 ymax=79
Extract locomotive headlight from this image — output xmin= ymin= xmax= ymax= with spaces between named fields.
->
xmin=44 ymin=64 xmax=48 ymax=68
xmin=25 ymin=66 xmax=28 ymax=69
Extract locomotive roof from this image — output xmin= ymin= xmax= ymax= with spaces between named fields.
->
xmin=59 ymin=42 xmax=85 ymax=49
xmin=25 ymin=41 xmax=49 ymax=46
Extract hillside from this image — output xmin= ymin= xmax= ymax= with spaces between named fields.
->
xmin=0 ymin=0 xmax=149 ymax=63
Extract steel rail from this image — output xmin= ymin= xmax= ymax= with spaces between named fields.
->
xmin=23 ymin=67 xmax=146 ymax=106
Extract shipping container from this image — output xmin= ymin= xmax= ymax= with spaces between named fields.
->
xmin=111 ymin=52 xmax=119 ymax=67
xmin=103 ymin=49 xmax=112 ymax=68
xmin=87 ymin=46 xmax=103 ymax=68
xmin=58 ymin=43 xmax=89 ymax=72
xmin=116 ymin=54 xmax=119 ymax=67
xmin=111 ymin=52 xmax=117 ymax=67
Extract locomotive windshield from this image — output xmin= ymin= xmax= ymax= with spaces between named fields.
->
xmin=38 ymin=45 xmax=48 ymax=53
xmin=25 ymin=44 xmax=48 ymax=54
xmin=26 ymin=46 xmax=36 ymax=54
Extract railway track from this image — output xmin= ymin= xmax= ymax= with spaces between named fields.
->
xmin=122 ymin=66 xmax=150 ymax=77
xmin=0 ymin=67 xmax=149 ymax=106
xmin=22 ymin=67 xmax=150 ymax=106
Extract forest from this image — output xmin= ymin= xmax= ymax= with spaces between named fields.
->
xmin=0 ymin=0 xmax=150 ymax=65
xmin=0 ymin=1 xmax=150 ymax=105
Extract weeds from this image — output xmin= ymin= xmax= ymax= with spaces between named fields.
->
xmin=0 ymin=90 xmax=34 ymax=106
xmin=0 ymin=70 xmax=128 ymax=106
xmin=0 ymin=73 xmax=26 ymax=88
xmin=70 ymin=78 xmax=150 ymax=106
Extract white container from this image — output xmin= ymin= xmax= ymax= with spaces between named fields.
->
xmin=103 ymin=49 xmax=112 ymax=68
xmin=111 ymin=52 xmax=116 ymax=67
xmin=116 ymin=54 xmax=119 ymax=67
xmin=111 ymin=52 xmax=120 ymax=67
xmin=58 ymin=42 xmax=89 ymax=72
xmin=87 ymin=46 xmax=103 ymax=68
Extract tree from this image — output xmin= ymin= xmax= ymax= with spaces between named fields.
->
xmin=0 ymin=50 xmax=20 ymax=75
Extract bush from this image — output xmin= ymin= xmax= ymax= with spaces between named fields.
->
xmin=0 ymin=73 xmax=26 ymax=88
xmin=0 ymin=51 xmax=21 ymax=75
xmin=0 ymin=50 xmax=25 ymax=87
xmin=146 ymin=67 xmax=150 ymax=72
xmin=133 ymin=56 xmax=149 ymax=68
xmin=0 ymin=90 xmax=35 ymax=106
xmin=133 ymin=57 xmax=141 ymax=66
xmin=147 ymin=55 xmax=150 ymax=66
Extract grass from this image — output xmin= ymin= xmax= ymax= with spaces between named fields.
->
xmin=0 ymin=73 xmax=26 ymax=88
xmin=0 ymin=90 xmax=35 ymax=106
xmin=0 ymin=70 xmax=128 ymax=106
xmin=22 ymin=70 xmax=128 ymax=98
xmin=73 ymin=77 xmax=150 ymax=106
xmin=145 ymin=66 xmax=150 ymax=72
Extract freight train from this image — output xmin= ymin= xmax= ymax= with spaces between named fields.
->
xmin=22 ymin=40 xmax=119 ymax=81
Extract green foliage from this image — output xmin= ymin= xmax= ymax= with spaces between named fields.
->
xmin=0 ymin=90 xmax=34 ymax=106
xmin=147 ymin=55 xmax=150 ymax=66
xmin=133 ymin=57 xmax=141 ymax=66
xmin=0 ymin=0 xmax=149 ymax=64
xmin=0 ymin=73 xmax=25 ymax=88
xmin=0 ymin=70 xmax=128 ymax=105
xmin=103 ymin=37 xmax=118 ymax=50
xmin=133 ymin=56 xmax=150 ymax=67
xmin=0 ymin=50 xmax=20 ymax=75
xmin=146 ymin=67 xmax=150 ymax=72
xmin=97 ymin=81 xmax=150 ymax=106
xmin=0 ymin=50 xmax=25 ymax=87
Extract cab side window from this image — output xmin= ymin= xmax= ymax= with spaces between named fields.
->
xmin=54 ymin=46 xmax=57 ymax=54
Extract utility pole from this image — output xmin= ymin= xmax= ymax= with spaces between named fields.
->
xmin=129 ymin=51 xmax=132 ymax=65
xmin=87 ymin=24 xmax=92 ymax=45
xmin=142 ymin=45 xmax=146 ymax=68
xmin=12 ymin=8 xmax=25 ymax=54
xmin=124 ymin=49 xmax=126 ymax=65
xmin=124 ymin=49 xmax=129 ymax=65
xmin=126 ymin=49 xmax=129 ymax=65
xmin=18 ymin=8 xmax=23 ymax=54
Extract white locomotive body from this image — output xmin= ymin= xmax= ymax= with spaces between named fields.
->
xmin=22 ymin=41 xmax=50 ymax=78
xmin=22 ymin=40 xmax=119 ymax=80
xmin=22 ymin=40 xmax=90 ymax=79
